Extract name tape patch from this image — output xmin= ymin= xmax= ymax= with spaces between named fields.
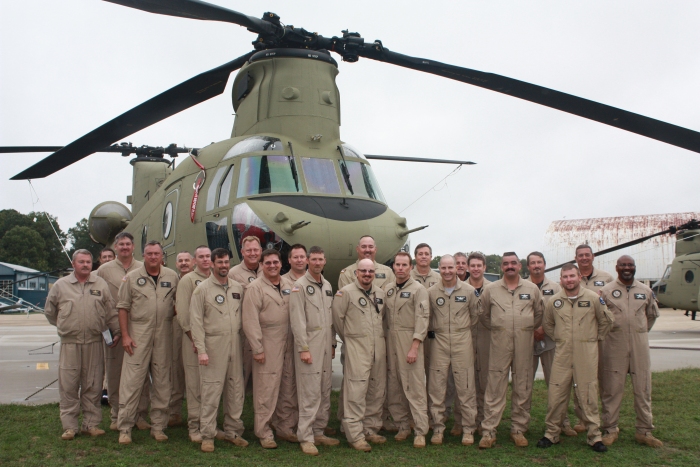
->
xmin=634 ymin=293 xmax=646 ymax=300
xmin=375 ymin=273 xmax=386 ymax=279
xmin=594 ymin=281 xmax=605 ymax=286
xmin=232 ymin=293 xmax=241 ymax=300
xmin=543 ymin=289 xmax=554 ymax=295
xmin=455 ymin=296 xmax=467 ymax=302
xmin=325 ymin=290 xmax=333 ymax=297
xmin=519 ymin=294 xmax=531 ymax=300
xmin=161 ymin=282 xmax=171 ymax=288
xmin=400 ymin=291 xmax=411 ymax=299
xmin=578 ymin=301 xmax=591 ymax=307
xmin=89 ymin=290 xmax=101 ymax=296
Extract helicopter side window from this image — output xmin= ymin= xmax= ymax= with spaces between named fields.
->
xmin=223 ymin=136 xmax=283 ymax=160
xmin=663 ymin=265 xmax=672 ymax=279
xmin=236 ymin=156 xmax=300 ymax=197
xmin=206 ymin=166 xmax=228 ymax=212
xmin=301 ymin=157 xmax=341 ymax=195
xmin=218 ymin=165 xmax=235 ymax=207
xmin=338 ymin=160 xmax=386 ymax=203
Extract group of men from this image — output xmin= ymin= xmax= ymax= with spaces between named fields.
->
xmin=44 ymin=233 xmax=662 ymax=455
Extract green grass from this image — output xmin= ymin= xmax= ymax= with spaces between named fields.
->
xmin=1 ymin=368 xmax=699 ymax=466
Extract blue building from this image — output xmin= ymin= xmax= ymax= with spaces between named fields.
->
xmin=0 ymin=262 xmax=58 ymax=310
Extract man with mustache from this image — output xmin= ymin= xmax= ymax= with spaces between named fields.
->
xmin=598 ymin=256 xmax=662 ymax=448
xmin=169 ymin=251 xmax=194 ymax=428
xmin=478 ymin=252 xmax=543 ymax=448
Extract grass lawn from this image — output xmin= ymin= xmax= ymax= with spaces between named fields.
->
xmin=1 ymin=368 xmax=699 ymax=466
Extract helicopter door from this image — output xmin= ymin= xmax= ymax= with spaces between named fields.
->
xmin=202 ymin=164 xmax=236 ymax=258
xmin=161 ymin=183 xmax=181 ymax=262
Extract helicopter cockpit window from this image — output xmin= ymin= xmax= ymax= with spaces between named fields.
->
xmin=223 ymin=136 xmax=283 ymax=161
xmin=163 ymin=202 xmax=173 ymax=239
xmin=301 ymin=157 xmax=342 ymax=195
xmin=663 ymin=265 xmax=672 ymax=279
xmin=218 ymin=165 xmax=234 ymax=207
xmin=338 ymin=160 xmax=386 ymax=203
xmin=237 ymin=155 xmax=300 ymax=197
xmin=206 ymin=166 xmax=228 ymax=212
xmin=341 ymin=144 xmax=367 ymax=160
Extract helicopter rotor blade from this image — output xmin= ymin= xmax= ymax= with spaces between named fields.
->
xmin=365 ymin=155 xmax=475 ymax=165
xmin=0 ymin=146 xmax=63 ymax=153
xmin=359 ymin=46 xmax=700 ymax=154
xmin=11 ymin=51 xmax=255 ymax=180
xmin=104 ymin=0 xmax=272 ymax=34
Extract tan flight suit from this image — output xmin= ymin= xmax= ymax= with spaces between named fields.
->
xmin=116 ymin=265 xmax=179 ymax=433
xmin=542 ymin=288 xmax=613 ymax=445
xmin=289 ymin=271 xmax=335 ymax=444
xmin=580 ymin=268 xmax=614 ymax=294
xmin=337 ymin=261 xmax=394 ymax=422
xmin=242 ymin=275 xmax=298 ymax=440
xmin=175 ymin=269 xmax=209 ymax=437
xmin=170 ymin=275 xmax=186 ymax=420
xmin=529 ymin=277 xmax=561 ymax=383
xmin=190 ymin=275 xmax=246 ymax=441
xmin=385 ymin=277 xmax=430 ymax=435
xmin=479 ymin=278 xmax=543 ymax=437
xmin=45 ymin=272 xmax=119 ymax=432
xmin=96 ymin=259 xmax=150 ymax=426
xmin=229 ymin=263 xmax=259 ymax=392
xmin=427 ymin=280 xmax=479 ymax=435
xmin=332 ymin=281 xmax=387 ymax=444
xmin=599 ymin=280 xmax=659 ymax=436
xmin=470 ymin=278 xmax=491 ymax=427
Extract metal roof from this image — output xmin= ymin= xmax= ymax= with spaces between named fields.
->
xmin=0 ymin=262 xmax=40 ymax=273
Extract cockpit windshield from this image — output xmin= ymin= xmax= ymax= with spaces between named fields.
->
xmin=237 ymin=155 xmax=300 ymax=197
xmin=223 ymin=136 xmax=283 ymax=160
xmin=301 ymin=157 xmax=342 ymax=195
xmin=338 ymin=159 xmax=386 ymax=203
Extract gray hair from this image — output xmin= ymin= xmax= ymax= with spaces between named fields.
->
xmin=72 ymin=249 xmax=93 ymax=261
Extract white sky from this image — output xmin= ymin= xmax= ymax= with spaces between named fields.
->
xmin=2 ymin=0 xmax=699 ymax=260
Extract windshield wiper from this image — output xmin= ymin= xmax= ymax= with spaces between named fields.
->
xmin=287 ymin=142 xmax=299 ymax=192
xmin=337 ymin=145 xmax=354 ymax=195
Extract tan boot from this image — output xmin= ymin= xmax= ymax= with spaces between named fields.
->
xmin=201 ymin=439 xmax=215 ymax=452
xmin=413 ymin=435 xmax=426 ymax=448
xmin=602 ymin=431 xmax=618 ymax=446
xmin=635 ymin=432 xmax=663 ymax=448
xmin=382 ymin=419 xmax=398 ymax=433
xmin=479 ymin=434 xmax=497 ymax=449
xmin=61 ymin=429 xmax=76 ymax=440
xmin=573 ymin=423 xmax=586 ymax=433
xmin=395 ymin=429 xmax=412 ymax=441
xmin=431 ymin=432 xmax=443 ymax=445
xmin=226 ymin=435 xmax=249 ymax=447
xmin=189 ymin=432 xmax=203 ymax=443
xmin=150 ymin=430 xmax=168 ymax=442
xmin=215 ymin=429 xmax=226 ymax=440
xmin=135 ymin=418 xmax=151 ymax=430
xmin=350 ymin=440 xmax=372 ymax=452
xmin=511 ymin=432 xmax=528 ymax=447
xmin=81 ymin=427 xmax=106 ymax=437
xmin=109 ymin=422 xmax=118 ymax=431
xmin=561 ymin=425 xmax=578 ymax=437
xmin=450 ymin=424 xmax=463 ymax=437
xmin=260 ymin=437 xmax=277 ymax=449
xmin=314 ymin=435 xmax=340 ymax=446
xmin=167 ymin=414 xmax=183 ymax=427
xmin=118 ymin=431 xmax=132 ymax=445
xmin=365 ymin=434 xmax=387 ymax=444
xmin=462 ymin=432 xmax=474 ymax=446
xmin=277 ymin=431 xmax=299 ymax=443
xmin=301 ymin=442 xmax=319 ymax=455
xmin=323 ymin=426 xmax=337 ymax=436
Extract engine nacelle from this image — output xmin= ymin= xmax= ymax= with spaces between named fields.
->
xmin=89 ymin=201 xmax=132 ymax=245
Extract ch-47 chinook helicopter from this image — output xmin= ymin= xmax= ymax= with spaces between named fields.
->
xmin=4 ymin=0 xmax=700 ymax=287
xmin=545 ymin=219 xmax=700 ymax=320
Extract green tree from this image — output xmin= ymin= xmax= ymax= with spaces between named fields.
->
xmin=68 ymin=218 xmax=103 ymax=258
xmin=0 ymin=226 xmax=48 ymax=271
xmin=430 ymin=255 xmax=442 ymax=269
xmin=0 ymin=209 xmax=70 ymax=270
xmin=485 ymin=254 xmax=502 ymax=274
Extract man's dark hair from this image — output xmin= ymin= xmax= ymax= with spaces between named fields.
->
xmin=114 ymin=231 xmax=134 ymax=243
xmin=100 ymin=247 xmax=115 ymax=256
xmin=395 ymin=251 xmax=413 ymax=264
xmin=260 ymin=249 xmax=282 ymax=262
xmin=561 ymin=263 xmax=580 ymax=274
xmin=211 ymin=248 xmax=230 ymax=261
xmin=575 ymin=244 xmax=593 ymax=255
xmin=288 ymin=244 xmax=308 ymax=258
xmin=309 ymin=246 xmax=325 ymax=256
xmin=467 ymin=252 xmax=486 ymax=266
xmin=527 ymin=251 xmax=546 ymax=265
xmin=502 ymin=251 xmax=519 ymax=260
xmin=414 ymin=243 xmax=432 ymax=256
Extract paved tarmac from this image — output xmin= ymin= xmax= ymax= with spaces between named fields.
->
xmin=1 ymin=309 xmax=698 ymax=404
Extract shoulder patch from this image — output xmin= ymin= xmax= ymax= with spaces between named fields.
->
xmin=359 ymin=297 xmax=368 ymax=306
xmin=121 ymin=276 xmax=128 ymax=282
xmin=215 ymin=294 xmax=225 ymax=304
xmin=474 ymin=289 xmax=480 ymax=297
xmin=248 ymin=277 xmax=255 ymax=283
xmin=599 ymin=297 xmax=606 ymax=305
xmin=136 ymin=277 xmax=146 ymax=286
xmin=387 ymin=288 xmax=395 ymax=297
xmin=553 ymin=299 xmax=563 ymax=309
xmin=436 ymin=297 xmax=446 ymax=307
xmin=195 ymin=280 xmax=202 ymax=286
xmin=292 ymin=286 xmax=300 ymax=293
xmin=612 ymin=290 xmax=622 ymax=298
xmin=335 ymin=290 xmax=344 ymax=296
xmin=340 ymin=268 xmax=346 ymax=274
xmin=306 ymin=285 xmax=315 ymax=295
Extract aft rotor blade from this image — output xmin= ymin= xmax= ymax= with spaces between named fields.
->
xmin=11 ymin=51 xmax=255 ymax=180
xmin=359 ymin=47 xmax=700 ymax=154
xmin=104 ymin=0 xmax=271 ymax=33
xmin=365 ymin=155 xmax=475 ymax=165
xmin=0 ymin=146 xmax=63 ymax=153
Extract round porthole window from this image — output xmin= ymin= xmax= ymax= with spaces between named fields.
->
xmin=163 ymin=202 xmax=173 ymax=239
xmin=685 ymin=270 xmax=694 ymax=284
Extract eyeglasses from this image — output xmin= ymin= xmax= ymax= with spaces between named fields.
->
xmin=358 ymin=269 xmax=375 ymax=274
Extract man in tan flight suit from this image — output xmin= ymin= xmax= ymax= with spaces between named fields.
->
xmin=169 ymin=251 xmax=193 ymax=427
xmin=385 ymin=251 xmax=430 ymax=448
xmin=479 ymin=252 xmax=543 ymax=448
xmin=536 ymin=264 xmax=613 ymax=453
xmin=190 ymin=248 xmax=249 ymax=452
xmin=466 ymin=252 xmax=491 ymax=433
xmin=45 ymin=249 xmax=120 ymax=440
xmin=285 ymin=243 xmax=308 ymax=282
xmin=333 ymin=258 xmax=388 ymax=452
xmin=289 ymin=246 xmax=340 ymax=456
xmin=116 ymin=241 xmax=179 ymax=444
xmin=525 ymin=252 xmax=577 ymax=436
xmin=229 ymin=235 xmax=262 ymax=392
xmin=337 ymin=235 xmax=394 ymax=427
xmin=175 ymin=246 xmax=220 ymax=443
xmin=599 ymin=255 xmax=662 ymax=448
xmin=243 ymin=249 xmax=299 ymax=448
xmin=96 ymin=231 xmax=150 ymax=431
xmin=427 ymin=255 xmax=479 ymax=446
xmin=99 ymin=248 xmax=115 ymax=265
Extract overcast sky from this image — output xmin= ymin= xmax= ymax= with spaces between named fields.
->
xmin=2 ymin=0 xmax=699 ymax=262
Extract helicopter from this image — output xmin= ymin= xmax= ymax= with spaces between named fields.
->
xmin=3 ymin=1 xmax=700 ymax=287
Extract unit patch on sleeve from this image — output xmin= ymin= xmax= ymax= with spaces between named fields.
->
xmin=359 ymin=297 xmax=368 ymax=306
xmin=387 ymin=288 xmax=394 ymax=297
xmin=612 ymin=290 xmax=622 ymax=298
xmin=578 ymin=301 xmax=591 ymax=307
xmin=599 ymin=297 xmax=606 ymax=305
xmin=215 ymin=294 xmax=225 ymax=304
xmin=519 ymin=294 xmax=531 ymax=300
xmin=542 ymin=289 xmax=554 ymax=295
xmin=436 ymin=297 xmax=446 ymax=306
xmin=553 ymin=299 xmax=563 ymax=309
xmin=634 ymin=293 xmax=647 ymax=300
xmin=455 ymin=296 xmax=467 ymax=302
xmin=195 ymin=280 xmax=202 ymax=286
xmin=400 ymin=291 xmax=411 ymax=299
xmin=137 ymin=278 xmax=146 ymax=286
xmin=594 ymin=281 xmax=605 ymax=286
xmin=248 ymin=277 xmax=255 ymax=282
xmin=89 ymin=290 xmax=101 ymax=296
xmin=306 ymin=286 xmax=315 ymax=295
